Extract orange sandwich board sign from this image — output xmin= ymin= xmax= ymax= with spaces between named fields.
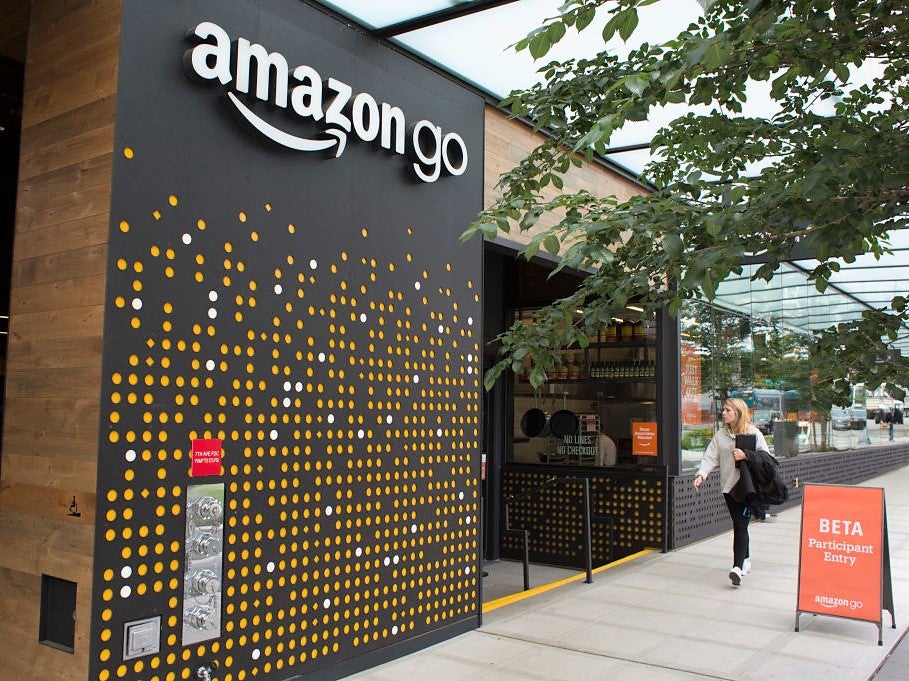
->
xmin=795 ymin=484 xmax=894 ymax=644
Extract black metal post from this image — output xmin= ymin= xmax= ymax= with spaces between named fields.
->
xmin=582 ymin=478 xmax=593 ymax=583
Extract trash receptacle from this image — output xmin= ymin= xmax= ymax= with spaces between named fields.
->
xmin=772 ymin=421 xmax=799 ymax=457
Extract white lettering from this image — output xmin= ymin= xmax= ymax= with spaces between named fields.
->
xmin=352 ymin=92 xmax=380 ymax=142
xmin=235 ymin=38 xmax=289 ymax=108
xmin=380 ymin=103 xmax=406 ymax=153
xmin=818 ymin=518 xmax=864 ymax=536
xmin=442 ymin=132 xmax=468 ymax=176
xmin=410 ymin=120 xmax=443 ymax=183
xmin=324 ymin=78 xmax=352 ymax=133
xmin=183 ymin=21 xmax=468 ymax=182
xmin=290 ymin=65 xmax=324 ymax=120
xmin=184 ymin=22 xmax=232 ymax=85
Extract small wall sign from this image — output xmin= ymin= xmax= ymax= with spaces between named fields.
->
xmin=632 ymin=421 xmax=658 ymax=456
xmin=191 ymin=438 xmax=223 ymax=477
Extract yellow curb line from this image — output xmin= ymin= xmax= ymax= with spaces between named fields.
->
xmin=481 ymin=548 xmax=656 ymax=614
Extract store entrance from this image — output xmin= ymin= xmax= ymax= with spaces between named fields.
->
xmin=480 ymin=248 xmax=589 ymax=603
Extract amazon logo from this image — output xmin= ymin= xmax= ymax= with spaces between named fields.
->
xmin=183 ymin=21 xmax=468 ymax=183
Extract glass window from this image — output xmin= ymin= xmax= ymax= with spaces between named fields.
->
xmin=511 ymin=307 xmax=658 ymax=468
xmin=681 ymin=262 xmax=892 ymax=471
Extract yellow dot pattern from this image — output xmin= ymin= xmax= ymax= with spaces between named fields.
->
xmin=93 ymin=192 xmax=482 ymax=681
xmin=502 ymin=470 xmax=664 ymax=566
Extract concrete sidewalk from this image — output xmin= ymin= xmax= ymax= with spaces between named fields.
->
xmin=341 ymin=465 xmax=909 ymax=681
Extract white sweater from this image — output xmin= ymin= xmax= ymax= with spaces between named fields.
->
xmin=696 ymin=425 xmax=768 ymax=494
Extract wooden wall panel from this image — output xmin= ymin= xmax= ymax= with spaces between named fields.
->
xmin=484 ymin=106 xmax=649 ymax=249
xmin=0 ymin=0 xmax=121 ymax=679
xmin=0 ymin=0 xmax=29 ymax=63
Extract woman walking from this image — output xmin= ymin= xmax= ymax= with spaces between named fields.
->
xmin=693 ymin=397 xmax=769 ymax=587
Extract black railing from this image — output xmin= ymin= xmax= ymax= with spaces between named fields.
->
xmin=504 ymin=476 xmax=594 ymax=590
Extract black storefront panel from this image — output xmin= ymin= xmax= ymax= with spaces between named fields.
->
xmin=90 ymin=2 xmax=484 ymax=680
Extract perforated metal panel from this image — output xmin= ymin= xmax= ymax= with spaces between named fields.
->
xmin=89 ymin=2 xmax=485 ymax=680
xmin=501 ymin=467 xmax=666 ymax=568
xmin=671 ymin=444 xmax=909 ymax=548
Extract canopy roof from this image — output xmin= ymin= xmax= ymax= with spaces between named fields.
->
xmin=310 ymin=0 xmax=909 ymax=353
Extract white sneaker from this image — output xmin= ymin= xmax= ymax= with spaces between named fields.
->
xmin=742 ymin=559 xmax=752 ymax=575
xmin=729 ymin=566 xmax=743 ymax=586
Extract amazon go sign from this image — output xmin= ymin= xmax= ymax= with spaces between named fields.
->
xmin=183 ymin=22 xmax=468 ymax=183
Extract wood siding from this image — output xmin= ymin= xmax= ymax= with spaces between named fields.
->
xmin=484 ymin=106 xmax=648 ymax=247
xmin=0 ymin=1 xmax=120 ymax=680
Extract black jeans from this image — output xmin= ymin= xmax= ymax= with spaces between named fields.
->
xmin=724 ymin=493 xmax=750 ymax=569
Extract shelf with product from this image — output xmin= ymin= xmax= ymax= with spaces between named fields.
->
xmin=510 ymin=307 xmax=657 ymax=467
xmin=512 ymin=309 xmax=659 ymax=393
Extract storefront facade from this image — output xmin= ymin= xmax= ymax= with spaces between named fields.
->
xmin=2 ymin=3 xmax=909 ymax=681
xmin=2 ymin=2 xmax=485 ymax=680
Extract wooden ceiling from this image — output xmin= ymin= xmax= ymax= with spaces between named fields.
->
xmin=0 ymin=0 xmax=29 ymax=64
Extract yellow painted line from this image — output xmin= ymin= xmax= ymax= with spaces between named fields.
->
xmin=481 ymin=549 xmax=656 ymax=614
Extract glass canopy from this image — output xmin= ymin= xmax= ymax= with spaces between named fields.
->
xmin=309 ymin=0 xmax=909 ymax=353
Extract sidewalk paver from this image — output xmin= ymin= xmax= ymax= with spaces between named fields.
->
xmin=341 ymin=465 xmax=909 ymax=681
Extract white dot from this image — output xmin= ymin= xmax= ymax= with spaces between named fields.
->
xmin=413 ymin=375 xmax=420 ymax=384
xmin=357 ymin=429 xmax=365 ymax=439
xmin=464 ymin=566 xmax=471 ymax=575
xmin=414 ymin=281 xmax=421 ymax=291
xmin=206 ymin=360 xmax=215 ymax=371
xmin=318 ymin=352 xmax=326 ymax=362
xmin=383 ymin=556 xmax=391 ymax=566
xmin=283 ymin=397 xmax=291 ymax=408
xmin=283 ymin=381 xmax=292 ymax=391
xmin=468 ymin=366 xmax=474 ymax=374
xmin=310 ymin=259 xmax=318 ymax=269
xmin=209 ymin=290 xmax=218 ymax=302
xmin=323 ymin=598 xmax=331 ymax=609
xmin=392 ymin=625 xmax=399 ymax=635
xmin=131 ymin=298 xmax=142 ymax=310
xmin=468 ymin=354 xmax=473 ymax=362
xmin=120 ymin=586 xmax=131 ymax=598
xmin=360 ymin=313 xmax=367 ymax=323
xmin=468 ymin=316 xmax=474 ymax=325
xmin=438 ymin=324 xmax=444 ymax=334
xmin=459 ymin=491 xmax=465 ymax=500
xmin=411 ymin=524 xmax=418 ymax=533
xmin=251 ymin=649 xmax=261 ymax=661
xmin=392 ymin=555 xmax=400 ymax=565
xmin=125 ymin=449 xmax=137 ymax=462
xmin=325 ymin=506 xmax=333 ymax=516
xmin=182 ymin=233 xmax=192 ymax=245
xmin=295 ymin=382 xmax=303 ymax=392
xmin=266 ymin=562 xmax=275 ymax=573
xmin=436 ymin=428 xmax=443 ymax=437
xmin=355 ymin=547 xmax=363 ymax=557
xmin=269 ymin=430 xmax=278 ymax=440
xmin=386 ymin=415 xmax=393 ymax=424
xmin=120 ymin=566 xmax=132 ymax=579
xmin=208 ymin=307 xmax=217 ymax=319
xmin=327 ymin=414 xmax=335 ymax=424
xmin=466 ymin=516 xmax=472 ymax=524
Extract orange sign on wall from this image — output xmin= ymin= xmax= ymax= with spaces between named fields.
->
xmin=632 ymin=421 xmax=658 ymax=457
xmin=796 ymin=484 xmax=894 ymax=643
xmin=680 ymin=342 xmax=702 ymax=424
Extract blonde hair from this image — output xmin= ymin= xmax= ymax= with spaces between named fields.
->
xmin=724 ymin=398 xmax=752 ymax=435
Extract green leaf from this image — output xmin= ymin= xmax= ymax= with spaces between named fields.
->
xmin=617 ymin=9 xmax=640 ymax=42
xmin=576 ymin=7 xmax=595 ymax=31
xmin=662 ymin=232 xmax=683 ymax=259
xmin=543 ymin=235 xmax=561 ymax=255
xmin=702 ymin=270 xmax=716 ymax=299
xmin=529 ymin=33 xmax=551 ymax=60
xmin=547 ymin=21 xmax=566 ymax=44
